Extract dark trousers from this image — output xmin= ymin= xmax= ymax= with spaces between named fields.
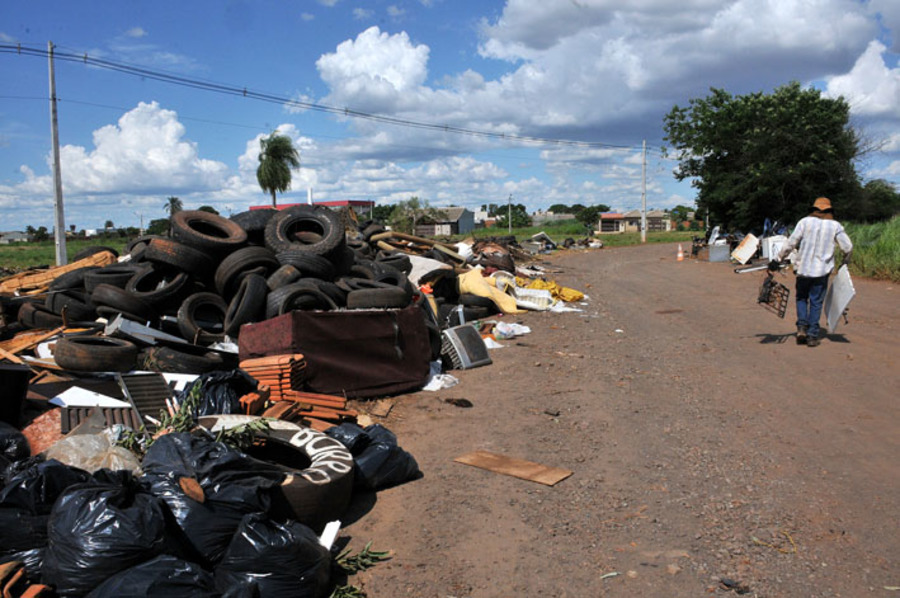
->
xmin=795 ymin=275 xmax=829 ymax=338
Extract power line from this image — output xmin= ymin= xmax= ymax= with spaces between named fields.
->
xmin=1 ymin=43 xmax=651 ymax=153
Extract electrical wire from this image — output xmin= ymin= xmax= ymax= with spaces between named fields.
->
xmin=1 ymin=42 xmax=657 ymax=153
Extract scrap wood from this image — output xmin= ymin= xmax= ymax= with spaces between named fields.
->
xmin=300 ymin=417 xmax=336 ymax=432
xmin=454 ymin=450 xmax=573 ymax=486
xmin=0 ymin=346 xmax=27 ymax=365
xmin=0 ymin=326 xmax=65 ymax=356
xmin=0 ymin=251 xmax=117 ymax=295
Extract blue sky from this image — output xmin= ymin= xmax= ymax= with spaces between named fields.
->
xmin=1 ymin=0 xmax=899 ymax=232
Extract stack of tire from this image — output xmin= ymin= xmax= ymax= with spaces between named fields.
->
xmin=24 ymin=206 xmax=421 ymax=374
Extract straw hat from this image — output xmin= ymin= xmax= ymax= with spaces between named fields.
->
xmin=812 ymin=197 xmax=833 ymax=212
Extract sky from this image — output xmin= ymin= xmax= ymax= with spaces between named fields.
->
xmin=1 ymin=0 xmax=899 ymax=232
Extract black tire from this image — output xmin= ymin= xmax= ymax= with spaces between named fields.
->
xmin=266 ymin=264 xmax=301 ymax=291
xmin=214 ymin=246 xmax=279 ymax=298
xmin=84 ymin=265 xmax=143 ymax=293
xmin=224 ymin=274 xmax=268 ymax=337
xmin=49 ymin=266 xmax=99 ymax=291
xmin=264 ymin=205 xmax=345 ymax=256
xmin=144 ymin=238 xmax=215 ymax=277
xmin=196 ymin=415 xmax=354 ymax=530
xmin=54 ymin=336 xmax=138 ymax=372
xmin=138 ymin=345 xmax=226 ymax=374
xmin=275 ymin=250 xmax=336 ymax=280
xmin=361 ymin=223 xmax=386 ymax=241
xmin=45 ymin=289 xmax=96 ymax=321
xmin=126 ymin=235 xmax=165 ymax=261
xmin=170 ymin=210 xmax=248 ymax=255
xmin=124 ymin=264 xmax=191 ymax=307
xmin=458 ymin=293 xmax=499 ymax=310
xmin=177 ymin=292 xmax=227 ymax=344
xmin=375 ymin=250 xmax=412 ymax=274
xmin=72 ymin=246 xmax=119 ymax=261
xmin=231 ymin=209 xmax=277 ymax=245
xmin=299 ymin=278 xmax=347 ymax=307
xmin=349 ymin=262 xmax=377 ymax=280
xmin=16 ymin=302 xmax=64 ymax=329
xmin=265 ymin=282 xmax=337 ymax=319
xmin=91 ymin=283 xmax=156 ymax=320
xmin=373 ymin=268 xmax=413 ymax=300
xmin=332 ymin=245 xmax=357 ymax=276
xmin=346 ymin=286 xmax=410 ymax=309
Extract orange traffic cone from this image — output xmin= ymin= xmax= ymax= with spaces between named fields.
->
xmin=677 ymin=244 xmax=684 ymax=261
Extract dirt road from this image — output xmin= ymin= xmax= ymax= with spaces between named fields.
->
xmin=344 ymin=242 xmax=899 ymax=597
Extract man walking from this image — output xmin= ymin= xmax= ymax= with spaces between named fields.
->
xmin=775 ymin=197 xmax=853 ymax=347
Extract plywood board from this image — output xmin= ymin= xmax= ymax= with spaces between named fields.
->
xmin=454 ymin=450 xmax=573 ymax=486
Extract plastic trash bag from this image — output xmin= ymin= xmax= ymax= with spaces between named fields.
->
xmin=179 ymin=370 xmax=258 ymax=416
xmin=85 ymin=555 xmax=220 ymax=597
xmin=141 ymin=432 xmax=287 ymax=568
xmin=41 ymin=470 xmax=175 ymax=596
xmin=43 ymin=431 xmax=141 ymax=474
xmin=325 ymin=422 xmax=371 ymax=455
xmin=0 ymin=459 xmax=91 ymax=581
xmin=328 ymin=423 xmax=420 ymax=491
xmin=0 ymin=421 xmax=29 ymax=463
xmin=215 ymin=513 xmax=331 ymax=598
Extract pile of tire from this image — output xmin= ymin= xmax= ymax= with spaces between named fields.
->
xmin=19 ymin=207 xmax=427 ymax=374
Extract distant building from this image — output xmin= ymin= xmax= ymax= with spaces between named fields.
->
xmin=414 ymin=206 xmax=475 ymax=236
xmin=597 ymin=210 xmax=673 ymax=234
xmin=0 ymin=231 xmax=30 ymax=244
xmin=249 ymin=200 xmax=375 ymax=214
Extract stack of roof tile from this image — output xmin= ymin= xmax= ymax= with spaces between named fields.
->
xmin=239 ymin=354 xmax=357 ymax=430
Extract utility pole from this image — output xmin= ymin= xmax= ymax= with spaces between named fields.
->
xmin=640 ymin=139 xmax=647 ymax=244
xmin=507 ymin=193 xmax=512 ymax=235
xmin=48 ymin=41 xmax=67 ymax=265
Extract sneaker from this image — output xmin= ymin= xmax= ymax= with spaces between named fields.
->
xmin=796 ymin=326 xmax=808 ymax=345
xmin=807 ymin=336 xmax=820 ymax=348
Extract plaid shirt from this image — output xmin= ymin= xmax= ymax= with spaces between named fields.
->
xmin=778 ymin=215 xmax=853 ymax=278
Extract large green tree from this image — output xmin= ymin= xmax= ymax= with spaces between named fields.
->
xmin=663 ymin=82 xmax=862 ymax=231
xmin=257 ymin=133 xmax=300 ymax=208
xmin=574 ymin=205 xmax=610 ymax=230
xmin=495 ymin=203 xmax=532 ymax=229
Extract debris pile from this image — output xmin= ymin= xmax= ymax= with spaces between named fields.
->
xmin=0 ymin=205 xmax=589 ymax=597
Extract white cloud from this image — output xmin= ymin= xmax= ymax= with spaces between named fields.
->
xmin=316 ymin=26 xmax=431 ymax=112
xmin=0 ymin=32 xmax=16 ymax=43
xmin=125 ymin=27 xmax=147 ymax=38
xmin=825 ymin=40 xmax=900 ymax=117
xmin=353 ymin=8 xmax=373 ymax=20
xmin=16 ymin=102 xmax=228 ymax=198
xmin=387 ymin=6 xmax=406 ymax=18
xmin=317 ymin=0 xmax=339 ymax=6
xmin=301 ymin=13 xmax=315 ymax=21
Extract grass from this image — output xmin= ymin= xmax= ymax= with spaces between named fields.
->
xmin=843 ymin=216 xmax=900 ymax=282
xmin=0 ymin=237 xmax=129 ymax=271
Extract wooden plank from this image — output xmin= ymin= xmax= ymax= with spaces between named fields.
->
xmin=368 ymin=398 xmax=394 ymax=417
xmin=454 ymin=450 xmax=573 ymax=486
xmin=0 ymin=346 xmax=27 ymax=365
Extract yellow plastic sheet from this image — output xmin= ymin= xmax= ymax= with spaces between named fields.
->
xmin=458 ymin=269 xmax=523 ymax=314
xmin=516 ymin=277 xmax=585 ymax=303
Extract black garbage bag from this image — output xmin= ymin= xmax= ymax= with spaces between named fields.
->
xmin=41 ymin=470 xmax=175 ymax=596
xmin=141 ymin=432 xmax=287 ymax=568
xmin=179 ymin=369 xmax=258 ymax=417
xmin=215 ymin=513 xmax=331 ymax=598
xmin=353 ymin=424 xmax=420 ymax=490
xmin=0 ymin=421 xmax=29 ymax=463
xmin=0 ymin=459 xmax=92 ymax=581
xmin=324 ymin=422 xmax=372 ymax=455
xmin=85 ymin=555 xmax=219 ymax=597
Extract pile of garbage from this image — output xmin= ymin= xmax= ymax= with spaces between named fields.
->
xmin=0 ymin=206 xmax=588 ymax=597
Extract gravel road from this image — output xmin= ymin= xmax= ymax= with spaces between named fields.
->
xmin=343 ymin=242 xmax=899 ymax=598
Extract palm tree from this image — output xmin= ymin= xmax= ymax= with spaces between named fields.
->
xmin=257 ymin=133 xmax=300 ymax=208
xmin=164 ymin=196 xmax=183 ymax=235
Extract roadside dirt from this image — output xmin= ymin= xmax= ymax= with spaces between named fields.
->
xmin=343 ymin=242 xmax=899 ymax=598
